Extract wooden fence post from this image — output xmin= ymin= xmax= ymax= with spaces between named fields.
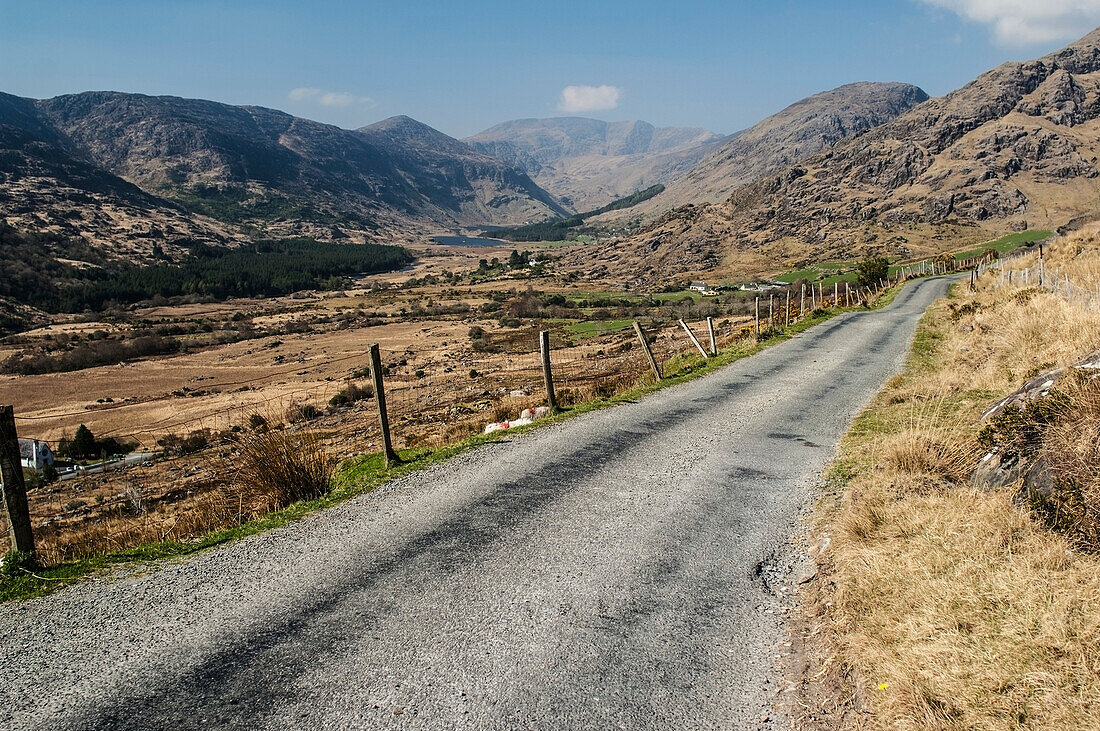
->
xmin=754 ymin=297 xmax=760 ymax=335
xmin=785 ymin=290 xmax=791 ymax=326
xmin=368 ymin=345 xmax=399 ymax=467
xmin=833 ymin=281 xmax=838 ymax=306
xmin=768 ymin=295 xmax=774 ymax=327
xmin=800 ymin=284 xmax=805 ymax=316
xmin=845 ymin=282 xmax=851 ymax=307
xmin=0 ymin=406 xmax=35 ymax=557
xmin=633 ymin=322 xmax=661 ymax=381
xmin=539 ymin=330 xmax=558 ymax=410
xmin=706 ymin=316 xmax=717 ymax=357
xmin=679 ymin=319 xmax=710 ymax=359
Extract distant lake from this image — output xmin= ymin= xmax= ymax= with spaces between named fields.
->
xmin=432 ymin=235 xmax=508 ymax=248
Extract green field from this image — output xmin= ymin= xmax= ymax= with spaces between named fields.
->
xmin=566 ymin=319 xmax=634 ymax=337
xmin=771 ymin=229 xmax=1053 ymax=288
xmin=952 ymin=229 xmax=1051 ymax=260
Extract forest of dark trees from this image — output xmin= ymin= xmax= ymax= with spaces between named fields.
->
xmin=0 ymin=224 xmax=413 ymax=314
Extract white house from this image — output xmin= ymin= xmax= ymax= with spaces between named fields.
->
xmin=688 ymin=281 xmax=708 ymax=293
xmin=18 ymin=438 xmax=55 ymax=470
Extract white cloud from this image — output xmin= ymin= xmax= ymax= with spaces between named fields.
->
xmin=288 ymin=87 xmax=374 ymax=108
xmin=557 ymin=85 xmax=622 ymax=113
xmin=918 ymin=0 xmax=1100 ymax=45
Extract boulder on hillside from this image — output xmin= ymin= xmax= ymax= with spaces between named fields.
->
xmin=971 ymin=350 xmax=1100 ymax=499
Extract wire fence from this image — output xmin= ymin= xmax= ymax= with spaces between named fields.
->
xmin=979 ymin=249 xmax=1100 ymax=309
xmin=3 ymin=271 xmax=919 ymax=565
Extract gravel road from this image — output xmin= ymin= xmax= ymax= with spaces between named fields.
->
xmin=1 ymin=276 xmax=951 ymax=730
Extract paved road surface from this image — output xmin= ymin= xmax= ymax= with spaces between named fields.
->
xmin=1 ymin=277 xmax=952 ymax=730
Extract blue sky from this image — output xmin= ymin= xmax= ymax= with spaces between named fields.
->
xmin=1 ymin=1 xmax=1097 ymax=137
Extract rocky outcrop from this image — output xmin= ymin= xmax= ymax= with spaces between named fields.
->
xmin=970 ymin=350 xmax=1100 ymax=500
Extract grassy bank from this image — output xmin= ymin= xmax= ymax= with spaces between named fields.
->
xmin=802 ymin=227 xmax=1100 ymax=729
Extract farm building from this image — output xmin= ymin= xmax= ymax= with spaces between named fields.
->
xmin=18 ymin=438 xmax=55 ymax=470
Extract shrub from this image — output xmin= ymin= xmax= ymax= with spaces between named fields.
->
xmin=329 ymin=381 xmax=373 ymax=407
xmin=234 ymin=427 xmax=334 ymax=512
xmin=855 ymin=256 xmax=889 ymax=288
xmin=158 ymin=429 xmax=212 ymax=456
xmin=286 ymin=403 xmax=321 ymax=423
xmin=1034 ymin=377 xmax=1100 ymax=548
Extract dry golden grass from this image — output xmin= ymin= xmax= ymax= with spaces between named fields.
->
xmin=231 ymin=422 xmax=334 ymax=515
xmin=805 ymin=227 xmax=1100 ymax=729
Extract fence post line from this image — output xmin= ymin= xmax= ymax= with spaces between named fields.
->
xmin=755 ymin=297 xmax=760 ymax=335
xmin=706 ymin=316 xmax=717 ymax=357
xmin=0 ymin=406 xmax=35 ymax=558
xmin=539 ymin=330 xmax=558 ymax=411
xmin=633 ymin=322 xmax=661 ymax=381
xmin=368 ymin=345 xmax=399 ymax=467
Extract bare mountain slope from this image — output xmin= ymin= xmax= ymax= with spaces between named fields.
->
xmin=0 ymin=92 xmax=566 ymax=254
xmin=586 ymin=28 xmax=1100 ymax=284
xmin=620 ymin=82 xmax=930 ymax=220
xmin=466 ymin=118 xmax=723 ymax=211
xmin=357 ymin=115 xmax=568 ymax=225
xmin=0 ymin=94 xmax=233 ymax=262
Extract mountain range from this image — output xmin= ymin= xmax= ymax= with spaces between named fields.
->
xmin=0 ymin=92 xmax=568 ymax=263
xmin=4 ymin=27 xmax=1100 ymax=292
xmin=579 ymin=27 xmax=1100 ymax=284
xmin=466 ymin=118 xmax=724 ymax=211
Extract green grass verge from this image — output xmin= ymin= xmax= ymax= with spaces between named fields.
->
xmin=1 ymin=282 xmax=912 ymax=603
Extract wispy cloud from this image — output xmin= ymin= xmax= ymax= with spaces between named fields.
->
xmin=288 ymin=87 xmax=374 ymax=108
xmin=917 ymin=0 xmax=1100 ymax=45
xmin=557 ymin=85 xmax=622 ymax=113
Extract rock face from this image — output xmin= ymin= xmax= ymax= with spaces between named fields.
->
xmin=970 ymin=350 xmax=1100 ymax=500
xmin=0 ymin=99 xmax=234 ymax=261
xmin=597 ymin=27 xmax=1100 ymax=285
xmin=0 ymin=91 xmax=567 ymax=258
xmin=466 ymin=118 xmax=724 ymax=211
